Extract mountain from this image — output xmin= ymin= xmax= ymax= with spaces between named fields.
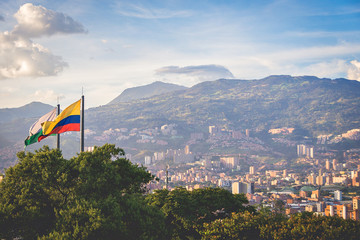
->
xmin=87 ymin=75 xmax=360 ymax=136
xmin=2 ymin=75 xmax=360 ymax=169
xmin=107 ymin=81 xmax=188 ymax=105
xmin=0 ymin=102 xmax=54 ymax=123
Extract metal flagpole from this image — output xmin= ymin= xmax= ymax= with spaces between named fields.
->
xmin=57 ymin=103 xmax=60 ymax=149
xmin=80 ymin=94 xmax=84 ymax=152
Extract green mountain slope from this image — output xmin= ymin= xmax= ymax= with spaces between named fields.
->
xmin=87 ymin=75 xmax=360 ymax=136
xmin=107 ymin=81 xmax=187 ymax=105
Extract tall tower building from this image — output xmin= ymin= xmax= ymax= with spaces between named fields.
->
xmin=325 ymin=160 xmax=330 ymax=170
xmin=184 ymin=145 xmax=190 ymax=154
xmin=283 ymin=169 xmax=287 ymax=178
xmin=308 ymin=174 xmax=316 ymax=185
xmin=332 ymin=159 xmax=337 ymax=170
xmin=249 ymin=166 xmax=255 ymax=175
xmin=334 ymin=190 xmax=342 ymax=201
xmin=232 ymin=182 xmax=254 ymax=194
xmin=353 ymin=196 xmax=360 ymax=210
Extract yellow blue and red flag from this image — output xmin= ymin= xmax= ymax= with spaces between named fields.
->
xmin=40 ymin=99 xmax=81 ymax=141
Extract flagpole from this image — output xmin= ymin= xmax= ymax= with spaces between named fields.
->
xmin=80 ymin=94 xmax=84 ymax=152
xmin=57 ymin=104 xmax=60 ymax=149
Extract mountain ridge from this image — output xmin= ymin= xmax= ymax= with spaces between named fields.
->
xmin=86 ymin=75 xmax=360 ymax=136
xmin=107 ymin=81 xmax=188 ymax=105
xmin=2 ymin=75 xmax=360 ymax=168
xmin=0 ymin=102 xmax=54 ymax=123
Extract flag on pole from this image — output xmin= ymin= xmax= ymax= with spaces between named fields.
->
xmin=40 ymin=99 xmax=81 ymax=141
xmin=24 ymin=108 xmax=57 ymax=147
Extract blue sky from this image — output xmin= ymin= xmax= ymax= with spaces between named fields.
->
xmin=0 ymin=0 xmax=359 ymax=108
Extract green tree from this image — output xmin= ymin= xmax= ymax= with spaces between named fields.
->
xmin=146 ymin=187 xmax=251 ymax=239
xmin=0 ymin=144 xmax=165 ymax=240
xmin=200 ymin=211 xmax=360 ymax=240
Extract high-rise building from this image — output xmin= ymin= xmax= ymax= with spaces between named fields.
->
xmin=325 ymin=160 xmax=330 ymax=170
xmin=249 ymin=166 xmax=255 ymax=175
xmin=334 ymin=190 xmax=342 ymax=201
xmin=326 ymin=175 xmax=333 ymax=185
xmin=283 ymin=169 xmax=287 ymax=178
xmin=220 ymin=156 xmax=239 ymax=169
xmin=316 ymin=175 xmax=325 ymax=186
xmin=329 ymin=205 xmax=334 ymax=216
xmin=353 ymin=196 xmax=360 ymax=210
xmin=316 ymin=202 xmax=325 ymax=212
xmin=232 ymin=182 xmax=241 ymax=194
xmin=297 ymin=144 xmax=314 ymax=158
xmin=306 ymin=147 xmax=314 ymax=158
xmin=343 ymin=205 xmax=347 ymax=219
xmin=352 ymin=171 xmax=360 ymax=187
xmin=144 ymin=156 xmax=152 ymax=165
xmin=308 ymin=174 xmax=316 ymax=185
xmin=184 ymin=145 xmax=190 ymax=154
xmin=297 ymin=144 xmax=306 ymax=156
xmin=154 ymin=151 xmax=165 ymax=161
xmin=232 ymin=182 xmax=254 ymax=194
xmin=332 ymin=159 xmax=337 ymax=170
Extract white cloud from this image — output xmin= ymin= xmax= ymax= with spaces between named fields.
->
xmin=257 ymin=43 xmax=360 ymax=63
xmin=32 ymin=89 xmax=65 ymax=104
xmin=155 ymin=64 xmax=234 ymax=86
xmin=0 ymin=86 xmax=18 ymax=99
xmin=12 ymin=3 xmax=86 ymax=38
xmin=0 ymin=32 xmax=68 ymax=80
xmin=347 ymin=60 xmax=360 ymax=81
xmin=115 ymin=2 xmax=192 ymax=19
xmin=299 ymin=59 xmax=349 ymax=78
xmin=0 ymin=3 xmax=87 ymax=80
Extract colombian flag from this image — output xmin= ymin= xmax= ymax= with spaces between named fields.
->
xmin=40 ymin=99 xmax=81 ymax=141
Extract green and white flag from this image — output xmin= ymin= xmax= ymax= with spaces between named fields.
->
xmin=24 ymin=108 xmax=57 ymax=147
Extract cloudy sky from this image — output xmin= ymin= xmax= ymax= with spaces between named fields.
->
xmin=1 ymin=0 xmax=360 ymax=109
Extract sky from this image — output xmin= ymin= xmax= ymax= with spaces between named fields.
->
xmin=0 ymin=0 xmax=360 ymax=109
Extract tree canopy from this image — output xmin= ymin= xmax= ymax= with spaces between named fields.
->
xmin=146 ymin=187 xmax=252 ymax=239
xmin=0 ymin=144 xmax=164 ymax=240
xmin=200 ymin=211 xmax=360 ymax=240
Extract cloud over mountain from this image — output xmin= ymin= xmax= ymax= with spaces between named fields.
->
xmin=0 ymin=3 xmax=85 ymax=80
xmin=348 ymin=60 xmax=360 ymax=81
xmin=155 ymin=65 xmax=234 ymax=86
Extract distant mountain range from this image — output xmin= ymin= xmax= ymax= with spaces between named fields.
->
xmin=87 ymin=75 xmax=360 ymax=136
xmin=107 ymin=81 xmax=187 ymax=105
xmin=0 ymin=102 xmax=54 ymax=123
xmin=2 ymin=75 xmax=360 ymax=168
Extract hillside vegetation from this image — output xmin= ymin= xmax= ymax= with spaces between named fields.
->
xmin=87 ymin=75 xmax=360 ymax=136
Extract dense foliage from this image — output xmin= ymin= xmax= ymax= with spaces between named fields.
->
xmin=200 ymin=211 xmax=360 ymax=240
xmin=0 ymin=144 xmax=163 ymax=239
xmin=1 ymin=144 xmax=360 ymax=239
xmin=146 ymin=187 xmax=252 ymax=239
